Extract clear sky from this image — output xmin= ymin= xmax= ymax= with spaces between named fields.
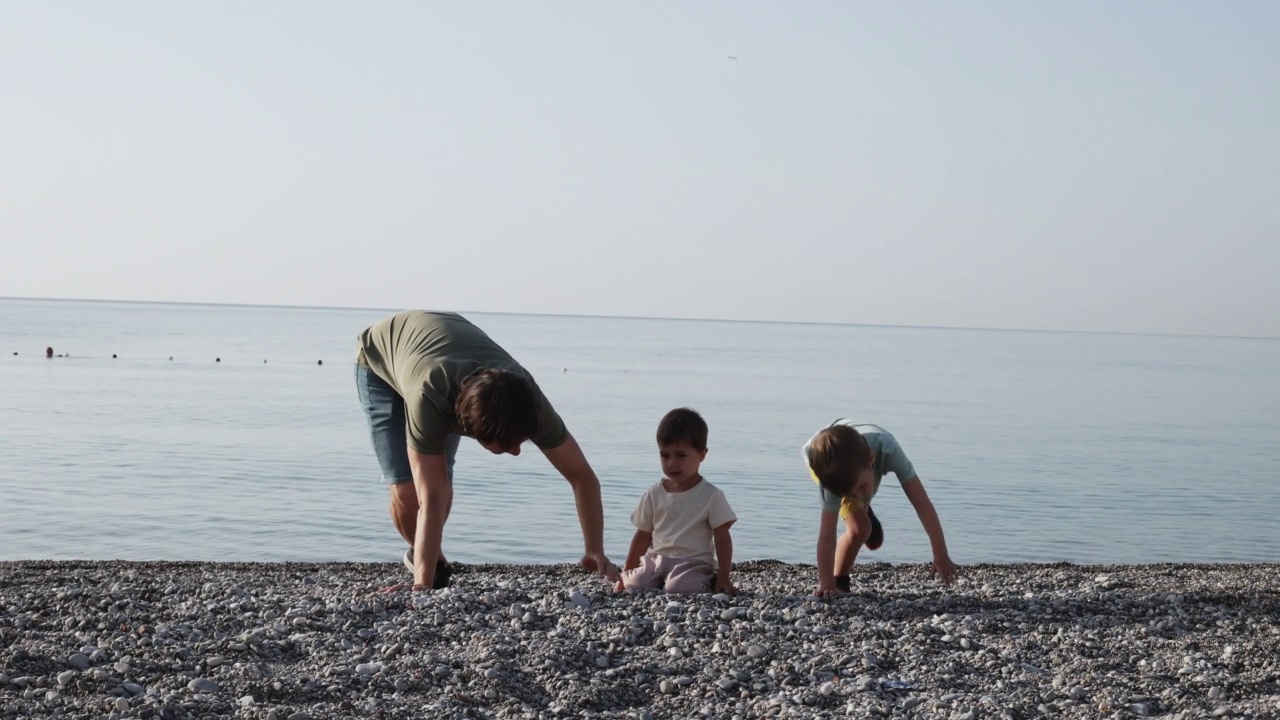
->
xmin=2 ymin=2 xmax=1277 ymax=337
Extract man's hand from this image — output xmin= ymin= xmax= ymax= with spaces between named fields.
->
xmin=931 ymin=553 xmax=958 ymax=585
xmin=581 ymin=553 xmax=618 ymax=581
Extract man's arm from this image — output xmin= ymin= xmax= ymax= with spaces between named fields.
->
xmin=815 ymin=509 xmax=842 ymax=597
xmin=541 ymin=434 xmax=616 ymax=579
xmin=902 ymin=478 xmax=957 ymax=585
xmin=713 ymin=523 xmax=737 ymax=594
xmin=406 ymin=449 xmax=452 ymax=588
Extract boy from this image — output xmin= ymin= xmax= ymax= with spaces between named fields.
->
xmin=619 ymin=408 xmax=738 ymax=594
xmin=804 ymin=419 xmax=956 ymax=597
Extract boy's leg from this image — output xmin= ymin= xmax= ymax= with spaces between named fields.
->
xmin=663 ymin=558 xmax=716 ymax=594
xmin=835 ymin=506 xmax=874 ymax=578
xmin=622 ymin=555 xmax=666 ymax=592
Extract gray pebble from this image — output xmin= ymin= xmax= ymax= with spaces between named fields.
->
xmin=187 ymin=677 xmax=220 ymax=693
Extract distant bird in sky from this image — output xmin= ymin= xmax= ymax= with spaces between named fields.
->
xmin=727 ymin=55 xmax=738 ymax=60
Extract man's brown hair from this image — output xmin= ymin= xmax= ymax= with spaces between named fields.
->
xmin=455 ymin=368 xmax=540 ymax=448
xmin=657 ymin=407 xmax=708 ymax=451
xmin=806 ymin=424 xmax=871 ymax=497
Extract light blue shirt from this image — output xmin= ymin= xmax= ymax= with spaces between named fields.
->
xmin=802 ymin=420 xmax=918 ymax=514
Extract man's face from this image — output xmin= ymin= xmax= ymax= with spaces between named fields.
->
xmin=659 ymin=440 xmax=706 ymax=481
xmin=481 ymin=438 xmax=525 ymax=456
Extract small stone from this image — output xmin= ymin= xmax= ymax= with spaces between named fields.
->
xmin=122 ymin=682 xmax=144 ymax=695
xmin=666 ymin=601 xmax=685 ymax=615
xmin=239 ymin=695 xmax=255 ymax=707
xmin=747 ymin=645 xmax=768 ymax=659
xmin=960 ymin=638 xmax=972 ymax=650
xmin=67 ymin=653 xmax=90 ymax=670
xmin=115 ymin=697 xmax=130 ymax=713
xmin=904 ymin=697 xmax=923 ymax=710
xmin=668 ymin=647 xmax=684 ymax=659
xmin=676 ymin=675 xmax=694 ymax=686
xmin=485 ymin=689 xmax=497 ymax=699
xmin=205 ymin=656 xmax=225 ymax=668
xmin=660 ymin=679 xmax=676 ymax=694
xmin=287 ymin=713 xmax=312 ymax=720
xmin=820 ymin=682 xmax=835 ymax=696
xmin=717 ymin=678 xmax=736 ymax=690
xmin=721 ymin=608 xmax=738 ymax=621
xmin=484 ymin=668 xmax=500 ymax=679
xmin=567 ymin=591 xmax=590 ymax=609
xmin=187 ymin=677 xmax=220 ymax=693
xmin=56 ymin=670 xmax=76 ymax=687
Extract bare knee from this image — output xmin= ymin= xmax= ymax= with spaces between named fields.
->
xmin=844 ymin=520 xmax=871 ymax=546
xmin=389 ymin=482 xmax=418 ymax=512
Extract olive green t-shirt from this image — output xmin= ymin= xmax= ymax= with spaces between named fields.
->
xmin=355 ymin=311 xmax=568 ymax=454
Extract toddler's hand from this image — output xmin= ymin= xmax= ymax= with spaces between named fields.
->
xmin=715 ymin=577 xmax=739 ymax=596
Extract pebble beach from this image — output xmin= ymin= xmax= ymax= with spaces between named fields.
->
xmin=1 ymin=561 xmax=1277 ymax=719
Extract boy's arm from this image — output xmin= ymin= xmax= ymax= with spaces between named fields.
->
xmin=815 ymin=510 xmax=843 ymax=597
xmin=902 ymin=478 xmax=957 ymax=585
xmin=541 ymin=434 xmax=617 ymax=580
xmin=712 ymin=522 xmax=737 ymax=594
xmin=623 ymin=530 xmax=652 ymax=571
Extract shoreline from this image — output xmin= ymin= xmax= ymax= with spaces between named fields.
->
xmin=2 ymin=561 xmax=1277 ymax=719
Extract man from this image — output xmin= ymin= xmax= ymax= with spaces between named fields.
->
xmin=354 ymin=310 xmax=616 ymax=590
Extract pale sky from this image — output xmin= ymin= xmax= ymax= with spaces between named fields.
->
xmin=2 ymin=2 xmax=1277 ymax=337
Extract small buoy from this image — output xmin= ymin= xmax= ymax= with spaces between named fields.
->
xmin=13 ymin=351 xmax=18 ymax=356
xmin=317 ymin=359 xmax=323 ymax=366
xmin=46 ymin=347 xmax=53 ymax=359
xmin=216 ymin=358 xmax=221 ymax=363
xmin=168 ymin=356 xmax=173 ymax=361
xmin=112 ymin=354 xmax=117 ymax=359
xmin=563 ymin=367 xmax=567 ymax=372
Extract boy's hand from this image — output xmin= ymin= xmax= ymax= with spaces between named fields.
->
xmin=715 ymin=576 xmax=739 ymax=596
xmin=931 ymin=554 xmax=958 ymax=585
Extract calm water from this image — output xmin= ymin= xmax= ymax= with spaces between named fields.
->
xmin=1 ymin=298 xmax=1276 ymax=566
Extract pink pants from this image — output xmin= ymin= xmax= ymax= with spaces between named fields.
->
xmin=622 ymin=554 xmax=715 ymax=594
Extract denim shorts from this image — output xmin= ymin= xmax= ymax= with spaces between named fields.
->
xmin=355 ymin=364 xmax=459 ymax=484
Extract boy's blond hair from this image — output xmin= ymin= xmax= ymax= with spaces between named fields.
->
xmin=806 ymin=424 xmax=871 ymax=497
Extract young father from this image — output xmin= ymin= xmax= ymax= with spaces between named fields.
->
xmin=355 ymin=310 xmax=617 ymax=590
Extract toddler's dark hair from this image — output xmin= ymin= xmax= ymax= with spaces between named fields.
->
xmin=656 ymin=407 xmax=708 ymax=451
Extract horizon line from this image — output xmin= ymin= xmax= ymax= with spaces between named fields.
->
xmin=1 ymin=294 xmax=1275 ymax=342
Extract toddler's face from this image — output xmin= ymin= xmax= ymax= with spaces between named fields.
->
xmin=659 ymin=440 xmax=706 ymax=481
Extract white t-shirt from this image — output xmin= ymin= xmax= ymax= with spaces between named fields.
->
xmin=630 ymin=477 xmax=737 ymax=567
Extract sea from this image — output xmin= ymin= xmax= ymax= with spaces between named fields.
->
xmin=1 ymin=298 xmax=1276 ymax=567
